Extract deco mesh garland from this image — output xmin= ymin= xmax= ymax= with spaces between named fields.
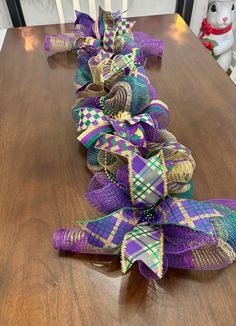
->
xmin=45 ymin=8 xmax=236 ymax=280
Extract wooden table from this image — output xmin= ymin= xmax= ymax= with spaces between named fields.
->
xmin=0 ymin=14 xmax=236 ymax=326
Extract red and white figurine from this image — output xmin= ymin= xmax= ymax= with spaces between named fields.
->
xmin=199 ymin=0 xmax=235 ymax=71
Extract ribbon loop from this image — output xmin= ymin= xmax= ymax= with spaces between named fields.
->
xmin=129 ymin=151 xmax=167 ymax=208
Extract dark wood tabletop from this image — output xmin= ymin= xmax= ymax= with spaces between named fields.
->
xmin=0 ymin=14 xmax=236 ymax=326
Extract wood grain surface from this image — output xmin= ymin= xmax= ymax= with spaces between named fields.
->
xmin=0 ymin=14 xmax=236 ymax=326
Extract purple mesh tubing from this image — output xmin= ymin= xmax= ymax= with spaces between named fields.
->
xmin=166 ymin=249 xmax=232 ymax=271
xmin=144 ymin=125 xmax=159 ymax=142
xmin=87 ymin=172 xmax=105 ymax=192
xmin=204 ymin=199 xmax=236 ymax=210
xmin=148 ymin=83 xmax=158 ymax=101
xmin=133 ymin=32 xmax=164 ymax=57
xmin=44 ymin=34 xmax=75 ymax=52
xmin=75 ymin=11 xmax=94 ymax=25
xmin=73 ymin=24 xmax=86 ymax=38
xmin=88 ymin=166 xmax=130 ymax=192
xmin=53 ymin=227 xmax=88 ymax=252
xmin=53 ymin=227 xmax=119 ymax=254
xmin=74 ymin=11 xmax=95 ymax=37
xmin=76 ymin=51 xmax=97 ymax=68
xmin=78 ymin=247 xmax=119 ymax=255
xmin=85 ymin=172 xmax=131 ymax=214
xmin=122 ymin=40 xmax=137 ymax=53
xmin=75 ymin=95 xmax=98 ymax=108
xmin=163 ymin=225 xmax=216 ymax=254
xmin=166 ymin=251 xmax=195 ymax=269
xmin=44 ymin=35 xmax=51 ymax=51
xmin=138 ymin=255 xmax=168 ymax=279
xmin=74 ymin=22 xmax=95 ymax=38
xmin=75 ymin=82 xmax=91 ymax=94
xmin=115 ymin=165 xmax=130 ymax=190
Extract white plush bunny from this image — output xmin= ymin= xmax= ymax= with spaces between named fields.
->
xmin=199 ymin=0 xmax=235 ymax=71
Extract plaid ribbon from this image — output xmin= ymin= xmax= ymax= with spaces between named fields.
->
xmin=121 ymin=223 xmax=164 ymax=278
xmin=154 ymin=198 xmax=220 ymax=236
xmin=129 ymin=151 xmax=167 ymax=208
xmin=102 ymin=48 xmax=138 ymax=82
xmin=88 ymin=48 xmax=138 ymax=85
xmin=54 ymin=198 xmax=236 ymax=278
xmin=74 ymin=197 xmax=225 ymax=277
xmin=120 ymin=198 xmax=226 ymax=277
xmin=78 ymin=208 xmax=140 ymax=248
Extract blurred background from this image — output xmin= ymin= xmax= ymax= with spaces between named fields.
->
xmin=0 ymin=0 xmax=235 ymax=81
xmin=0 ymin=0 xmax=205 ymax=34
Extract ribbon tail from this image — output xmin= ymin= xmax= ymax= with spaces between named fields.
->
xmin=154 ymin=198 xmax=221 ymax=236
xmin=78 ymin=208 xmax=139 ymax=249
xmin=156 ymin=199 xmax=236 ymax=271
xmin=204 ymin=199 xmax=236 ymax=211
xmin=133 ymin=32 xmax=164 ymax=58
xmin=52 ymin=208 xmax=140 ymax=252
xmin=121 ymin=223 xmax=164 ymax=279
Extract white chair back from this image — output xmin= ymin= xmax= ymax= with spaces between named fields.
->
xmin=230 ymin=65 xmax=236 ymax=84
xmin=55 ymin=0 xmax=128 ymax=22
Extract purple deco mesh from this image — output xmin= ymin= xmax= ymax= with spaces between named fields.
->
xmin=53 ymin=227 xmax=88 ymax=252
xmin=85 ymin=170 xmax=131 ymax=214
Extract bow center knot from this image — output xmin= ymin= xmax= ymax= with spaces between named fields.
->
xmin=115 ymin=111 xmax=132 ymax=121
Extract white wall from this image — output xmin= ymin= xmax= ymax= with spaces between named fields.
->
xmin=0 ymin=0 xmax=12 ymax=28
xmin=0 ymin=0 xmax=208 ymax=32
xmin=0 ymin=0 xmax=221 ymax=40
xmin=231 ymin=27 xmax=236 ymax=70
xmin=21 ymin=0 xmax=62 ymax=26
xmin=190 ymin=0 xmax=208 ymax=35
xmin=16 ymin=0 xmax=177 ymax=26
xmin=126 ymin=0 xmax=176 ymax=17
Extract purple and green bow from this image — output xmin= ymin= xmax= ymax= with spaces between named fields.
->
xmin=52 ymin=142 xmax=236 ymax=279
xmin=76 ymin=99 xmax=169 ymax=153
xmin=45 ymin=8 xmax=164 ymax=61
